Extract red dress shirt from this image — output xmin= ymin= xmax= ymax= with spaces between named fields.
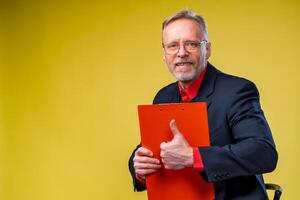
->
xmin=178 ymin=67 xmax=207 ymax=171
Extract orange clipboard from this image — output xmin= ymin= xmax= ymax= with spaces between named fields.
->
xmin=137 ymin=102 xmax=214 ymax=200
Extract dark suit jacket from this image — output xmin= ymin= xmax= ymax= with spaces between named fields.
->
xmin=129 ymin=63 xmax=278 ymax=200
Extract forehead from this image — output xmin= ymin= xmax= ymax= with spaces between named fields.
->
xmin=162 ymin=18 xmax=202 ymax=43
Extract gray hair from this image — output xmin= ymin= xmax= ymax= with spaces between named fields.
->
xmin=162 ymin=9 xmax=209 ymax=40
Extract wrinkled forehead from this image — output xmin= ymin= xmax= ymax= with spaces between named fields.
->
xmin=162 ymin=18 xmax=203 ymax=43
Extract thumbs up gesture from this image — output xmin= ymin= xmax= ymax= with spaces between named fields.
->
xmin=160 ymin=120 xmax=193 ymax=170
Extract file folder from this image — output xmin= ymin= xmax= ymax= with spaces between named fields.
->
xmin=138 ymin=102 xmax=214 ymax=200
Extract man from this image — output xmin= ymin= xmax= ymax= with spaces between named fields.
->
xmin=129 ymin=9 xmax=278 ymax=199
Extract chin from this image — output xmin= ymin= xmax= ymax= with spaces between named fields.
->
xmin=174 ymin=73 xmax=196 ymax=82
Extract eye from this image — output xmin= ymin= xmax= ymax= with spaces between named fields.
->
xmin=166 ymin=43 xmax=179 ymax=49
xmin=186 ymin=41 xmax=199 ymax=48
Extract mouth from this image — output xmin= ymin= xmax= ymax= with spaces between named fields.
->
xmin=175 ymin=61 xmax=193 ymax=66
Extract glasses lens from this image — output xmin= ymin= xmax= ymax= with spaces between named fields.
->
xmin=185 ymin=42 xmax=199 ymax=52
xmin=165 ymin=43 xmax=178 ymax=54
xmin=164 ymin=40 xmax=206 ymax=55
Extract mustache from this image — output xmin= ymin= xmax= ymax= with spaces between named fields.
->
xmin=175 ymin=60 xmax=194 ymax=65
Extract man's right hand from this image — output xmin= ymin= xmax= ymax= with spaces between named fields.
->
xmin=133 ymin=147 xmax=161 ymax=183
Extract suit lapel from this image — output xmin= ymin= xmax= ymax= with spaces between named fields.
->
xmin=171 ymin=84 xmax=181 ymax=103
xmin=191 ymin=62 xmax=219 ymax=110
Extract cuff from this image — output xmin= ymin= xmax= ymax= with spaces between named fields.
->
xmin=193 ymin=147 xmax=204 ymax=172
xmin=135 ymin=173 xmax=146 ymax=185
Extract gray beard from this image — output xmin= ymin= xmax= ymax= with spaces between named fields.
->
xmin=174 ymin=62 xmax=206 ymax=83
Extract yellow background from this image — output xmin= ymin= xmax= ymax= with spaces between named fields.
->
xmin=1 ymin=0 xmax=299 ymax=199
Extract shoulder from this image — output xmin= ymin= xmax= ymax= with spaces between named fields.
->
xmin=213 ymin=70 xmax=262 ymax=116
xmin=152 ymin=82 xmax=178 ymax=104
xmin=204 ymin=63 xmax=259 ymax=97
xmin=215 ymin=70 xmax=259 ymax=97
xmin=206 ymin=64 xmax=261 ymax=114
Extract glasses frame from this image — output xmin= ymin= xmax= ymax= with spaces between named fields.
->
xmin=163 ymin=40 xmax=207 ymax=55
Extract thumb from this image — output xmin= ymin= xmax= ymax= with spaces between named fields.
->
xmin=169 ymin=119 xmax=182 ymax=138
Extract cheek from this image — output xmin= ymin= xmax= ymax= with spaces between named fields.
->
xmin=165 ymin=56 xmax=175 ymax=67
xmin=167 ymin=63 xmax=175 ymax=73
xmin=193 ymin=53 xmax=201 ymax=63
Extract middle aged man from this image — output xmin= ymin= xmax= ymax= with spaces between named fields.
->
xmin=129 ymin=9 xmax=278 ymax=199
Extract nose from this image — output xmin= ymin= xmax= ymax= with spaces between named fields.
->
xmin=177 ymin=45 xmax=189 ymax=57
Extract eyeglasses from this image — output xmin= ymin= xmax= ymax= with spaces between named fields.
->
xmin=163 ymin=40 xmax=207 ymax=55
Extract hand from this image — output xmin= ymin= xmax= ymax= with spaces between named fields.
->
xmin=133 ymin=147 xmax=161 ymax=183
xmin=160 ymin=119 xmax=193 ymax=170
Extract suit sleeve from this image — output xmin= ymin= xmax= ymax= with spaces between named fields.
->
xmin=199 ymin=81 xmax=278 ymax=183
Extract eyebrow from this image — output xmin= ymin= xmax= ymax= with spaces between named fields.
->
xmin=165 ymin=40 xmax=200 ymax=44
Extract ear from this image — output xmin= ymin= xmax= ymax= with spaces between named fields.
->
xmin=163 ymin=52 xmax=166 ymax=63
xmin=205 ymin=42 xmax=211 ymax=59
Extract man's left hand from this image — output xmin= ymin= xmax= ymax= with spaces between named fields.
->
xmin=160 ymin=119 xmax=193 ymax=170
